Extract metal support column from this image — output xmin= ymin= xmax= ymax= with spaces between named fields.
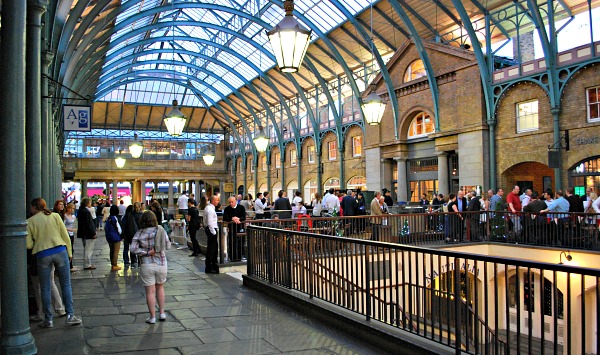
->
xmin=0 ymin=0 xmax=37 ymax=350
xmin=552 ymin=108 xmax=562 ymax=190
xmin=339 ymin=147 xmax=345 ymax=191
xmin=316 ymin=151 xmax=323 ymax=196
xmin=41 ymin=51 xmax=53 ymax=201
xmin=25 ymin=0 xmax=47 ymax=206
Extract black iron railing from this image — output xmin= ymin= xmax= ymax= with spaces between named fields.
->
xmin=246 ymin=225 xmax=600 ymax=354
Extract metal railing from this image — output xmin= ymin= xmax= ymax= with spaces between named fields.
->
xmin=246 ymin=225 xmax=600 ymax=354
xmin=194 ymin=211 xmax=600 ymax=263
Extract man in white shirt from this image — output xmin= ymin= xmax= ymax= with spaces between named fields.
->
xmin=204 ymin=195 xmax=220 ymax=274
xmin=254 ymin=192 xmax=267 ymax=219
xmin=177 ymin=191 xmax=189 ymax=216
xmin=323 ymin=188 xmax=340 ymax=214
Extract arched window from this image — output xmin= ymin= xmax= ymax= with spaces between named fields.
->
xmin=404 ymin=60 xmax=427 ymax=82
xmin=408 ymin=112 xmax=435 ymax=139
xmin=347 ymin=176 xmax=367 ymax=191
xmin=324 ymin=178 xmax=340 ymax=191
xmin=304 ymin=180 xmax=318 ymax=201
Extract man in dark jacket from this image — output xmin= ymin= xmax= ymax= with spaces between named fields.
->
xmin=223 ymin=196 xmax=247 ymax=261
xmin=186 ymin=199 xmax=201 ymax=257
xmin=273 ymin=190 xmax=292 ymax=219
xmin=341 ymin=190 xmax=358 ymax=234
xmin=523 ymin=192 xmax=549 ymax=244
xmin=77 ymin=198 xmax=97 ymax=270
xmin=566 ymin=187 xmax=584 ymax=239
xmin=467 ymin=191 xmax=482 ymax=240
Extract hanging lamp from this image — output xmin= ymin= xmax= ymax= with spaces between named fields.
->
xmin=129 ymin=133 xmax=143 ymax=158
xmin=115 ymin=149 xmax=126 ymax=168
xmin=360 ymin=0 xmax=386 ymax=125
xmin=266 ymin=0 xmax=311 ymax=73
xmin=253 ymin=126 xmax=269 ymax=152
xmin=202 ymin=144 xmax=215 ymax=166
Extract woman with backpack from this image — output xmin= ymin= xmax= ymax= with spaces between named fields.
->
xmin=105 ymin=205 xmax=123 ymax=271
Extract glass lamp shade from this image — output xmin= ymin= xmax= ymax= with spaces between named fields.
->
xmin=362 ymin=91 xmax=386 ymax=125
xmin=129 ymin=140 xmax=143 ymax=158
xmin=164 ymin=100 xmax=186 ymax=137
xmin=115 ymin=156 xmax=126 ymax=168
xmin=253 ymin=127 xmax=269 ymax=152
xmin=266 ymin=0 xmax=311 ymax=73
xmin=202 ymin=152 xmax=215 ymax=166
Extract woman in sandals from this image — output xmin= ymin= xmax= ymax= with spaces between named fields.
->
xmin=130 ymin=211 xmax=171 ymax=324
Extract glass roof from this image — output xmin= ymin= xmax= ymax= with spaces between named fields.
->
xmin=97 ymin=0 xmax=374 ymax=106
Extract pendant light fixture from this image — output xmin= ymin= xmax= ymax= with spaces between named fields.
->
xmin=266 ymin=0 xmax=311 ymax=73
xmin=202 ymin=141 xmax=215 ymax=166
xmin=164 ymin=11 xmax=186 ymax=136
xmin=115 ymin=149 xmax=126 ymax=168
xmin=361 ymin=0 xmax=386 ymax=125
xmin=129 ymin=133 xmax=143 ymax=158
xmin=253 ymin=126 xmax=269 ymax=152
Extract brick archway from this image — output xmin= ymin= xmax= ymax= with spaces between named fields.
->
xmin=500 ymin=162 xmax=555 ymax=193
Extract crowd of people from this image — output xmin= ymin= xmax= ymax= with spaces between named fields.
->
xmin=26 ymin=185 xmax=600 ymax=329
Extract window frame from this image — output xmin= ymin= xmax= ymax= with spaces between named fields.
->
xmin=307 ymin=145 xmax=315 ymax=163
xmin=587 ymin=86 xmax=600 ymax=122
xmin=407 ymin=112 xmax=435 ymax=139
xmin=516 ymin=100 xmax=539 ymax=133
xmin=404 ymin=59 xmax=427 ymax=83
xmin=352 ymin=136 xmax=362 ymax=157
xmin=290 ymin=149 xmax=297 ymax=166
xmin=274 ymin=152 xmax=281 ymax=168
xmin=328 ymin=141 xmax=337 ymax=161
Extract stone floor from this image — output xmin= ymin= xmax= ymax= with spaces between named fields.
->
xmin=29 ymin=231 xmax=382 ymax=354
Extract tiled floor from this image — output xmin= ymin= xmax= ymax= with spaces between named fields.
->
xmin=29 ymin=231 xmax=382 ymax=354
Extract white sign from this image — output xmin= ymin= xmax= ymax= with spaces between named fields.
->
xmin=63 ymin=105 xmax=91 ymax=131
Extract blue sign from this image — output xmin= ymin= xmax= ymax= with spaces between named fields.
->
xmin=63 ymin=105 xmax=92 ymax=131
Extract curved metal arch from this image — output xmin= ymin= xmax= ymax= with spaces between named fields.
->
xmin=72 ymin=25 xmax=322 ymax=149
xmin=95 ymin=60 xmax=265 ymax=133
xmin=52 ymin=0 xmax=101 ymax=79
xmin=387 ymin=0 xmax=440 ymax=132
xmin=491 ymin=78 xmax=550 ymax=113
xmin=97 ymin=73 xmax=254 ymax=148
xmin=340 ymin=122 xmax=364 ymax=143
xmin=70 ymin=26 xmax=310 ymax=143
xmin=97 ymin=48 xmax=288 ymax=142
xmin=59 ymin=0 xmax=129 ymax=81
xmin=93 ymin=76 xmax=244 ymax=150
xmin=269 ymin=0 xmax=369 ymax=128
xmin=65 ymin=0 xmax=366 ymax=132
xmin=327 ymin=0 xmax=400 ymax=139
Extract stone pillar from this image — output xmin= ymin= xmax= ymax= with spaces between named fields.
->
xmin=112 ymin=180 xmax=118 ymax=205
xmin=0 ymin=0 xmax=38 ymax=349
xmin=26 ymin=0 xmax=47 ymax=206
xmin=81 ymin=180 xmax=88 ymax=199
xmin=41 ymin=51 xmax=53 ymax=201
xmin=436 ymin=151 xmax=449 ymax=195
xmin=167 ymin=180 xmax=174 ymax=214
xmin=395 ymin=157 xmax=408 ymax=202
xmin=195 ymin=179 xmax=201 ymax=202
xmin=140 ymin=179 xmax=146 ymax=203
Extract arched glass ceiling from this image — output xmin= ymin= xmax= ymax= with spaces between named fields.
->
xmin=97 ymin=0 xmax=374 ymax=106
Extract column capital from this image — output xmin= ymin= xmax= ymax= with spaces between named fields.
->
xmin=434 ymin=150 xmax=448 ymax=157
xmin=393 ymin=157 xmax=407 ymax=162
xmin=27 ymin=0 xmax=48 ymax=15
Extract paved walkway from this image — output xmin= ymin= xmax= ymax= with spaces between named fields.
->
xmin=30 ymin=231 xmax=381 ymax=354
